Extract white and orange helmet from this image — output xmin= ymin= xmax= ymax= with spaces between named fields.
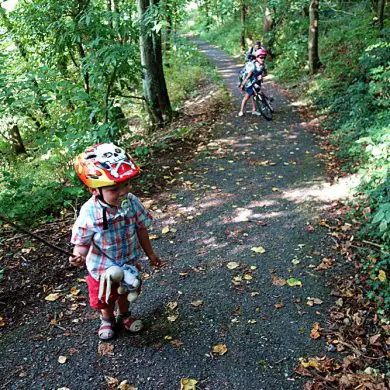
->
xmin=74 ymin=143 xmax=140 ymax=188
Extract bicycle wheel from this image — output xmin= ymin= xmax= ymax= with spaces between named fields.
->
xmin=255 ymin=95 xmax=273 ymax=121
xmin=263 ymin=94 xmax=274 ymax=113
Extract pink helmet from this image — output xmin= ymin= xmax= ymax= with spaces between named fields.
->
xmin=255 ymin=48 xmax=267 ymax=57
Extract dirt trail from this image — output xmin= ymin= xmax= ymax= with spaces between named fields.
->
xmin=0 ymin=41 xmax=342 ymax=389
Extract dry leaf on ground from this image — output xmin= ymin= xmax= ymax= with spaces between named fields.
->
xmin=98 ymin=343 xmax=114 ymax=356
xmin=272 ymin=276 xmax=286 ymax=286
xmin=226 ymin=261 xmax=240 ymax=269
xmin=166 ymin=301 xmax=178 ymax=310
xmin=167 ymin=314 xmax=179 ymax=322
xmin=310 ymin=322 xmax=322 ymax=339
xmin=105 ymin=376 xmax=119 ymax=389
xmin=190 ymin=300 xmax=204 ymax=307
xmin=180 ymin=378 xmax=198 ymax=390
xmin=251 ymin=246 xmax=266 ymax=254
xmin=118 ymin=380 xmax=137 ymax=390
xmin=315 ymin=258 xmax=335 ymax=271
xmin=45 ymin=293 xmax=60 ymax=301
xmin=212 ymin=343 xmax=228 ymax=355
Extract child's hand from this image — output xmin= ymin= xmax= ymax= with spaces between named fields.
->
xmin=69 ymin=255 xmax=85 ymax=268
xmin=149 ymin=253 xmax=164 ymax=268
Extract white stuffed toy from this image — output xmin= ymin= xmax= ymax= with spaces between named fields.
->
xmin=98 ymin=265 xmax=141 ymax=304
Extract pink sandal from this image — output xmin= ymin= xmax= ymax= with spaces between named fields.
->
xmin=117 ymin=312 xmax=143 ymax=333
xmin=99 ymin=316 xmax=115 ymax=340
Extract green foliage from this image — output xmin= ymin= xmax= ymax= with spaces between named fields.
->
xmin=200 ymin=21 xmax=243 ymax=57
xmin=165 ymin=38 xmax=220 ymax=109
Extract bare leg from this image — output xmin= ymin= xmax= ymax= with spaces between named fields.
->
xmin=101 ymin=301 xmax=115 ymax=320
xmin=240 ymin=93 xmax=250 ymax=113
xmin=117 ymin=295 xmax=130 ymax=315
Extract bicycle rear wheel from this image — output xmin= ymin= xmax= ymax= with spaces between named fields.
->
xmin=263 ymin=94 xmax=274 ymax=113
xmin=255 ymin=95 xmax=273 ymax=121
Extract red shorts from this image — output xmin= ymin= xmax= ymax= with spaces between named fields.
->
xmin=87 ymin=264 xmax=142 ymax=310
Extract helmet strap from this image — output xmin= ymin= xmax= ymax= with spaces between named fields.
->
xmin=97 ymin=188 xmax=116 ymax=230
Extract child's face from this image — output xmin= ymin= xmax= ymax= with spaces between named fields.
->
xmin=94 ymin=181 xmax=131 ymax=207
xmin=256 ymin=56 xmax=265 ymax=64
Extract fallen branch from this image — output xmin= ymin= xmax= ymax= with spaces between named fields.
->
xmin=0 ymin=214 xmax=74 ymax=257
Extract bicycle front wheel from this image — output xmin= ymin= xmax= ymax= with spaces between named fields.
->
xmin=255 ymin=95 xmax=273 ymax=121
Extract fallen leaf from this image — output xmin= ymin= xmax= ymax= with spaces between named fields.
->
xmin=190 ymin=300 xmax=204 ymax=307
xmin=98 ymin=343 xmax=114 ymax=356
xmin=274 ymin=303 xmax=284 ymax=309
xmin=335 ymin=298 xmax=343 ymax=306
xmin=299 ymin=356 xmax=321 ymax=369
xmin=212 ymin=343 xmax=228 ymax=355
xmin=0 ymin=316 xmax=5 ymax=327
xmin=70 ymin=287 xmax=80 ymax=296
xmin=306 ymin=297 xmax=323 ymax=306
xmin=250 ymin=292 xmax=260 ymax=297
xmin=251 ymin=246 xmax=266 ymax=254
xmin=105 ymin=376 xmax=119 ymax=389
xmin=310 ymin=322 xmax=322 ymax=339
xmin=250 ymin=266 xmax=257 ymax=270
xmin=226 ymin=261 xmax=240 ymax=270
xmin=67 ymin=348 xmax=78 ymax=355
xmin=369 ymin=334 xmax=381 ymax=345
xmin=291 ymin=258 xmax=300 ymax=265
xmin=58 ymin=356 xmax=67 ymax=364
xmin=378 ymin=270 xmax=386 ymax=282
xmin=118 ymin=380 xmax=137 ymax=390
xmin=272 ymin=187 xmax=279 ymax=192
xmin=170 ymin=339 xmax=184 ymax=348
xmin=161 ymin=226 xmax=170 ymax=234
xmin=248 ymin=319 xmax=257 ymax=324
xmin=166 ymin=301 xmax=178 ymax=310
xmin=167 ymin=314 xmax=179 ymax=322
xmin=180 ymin=378 xmax=198 ymax=390
xmin=45 ymin=293 xmax=60 ymax=301
xmin=243 ymin=274 xmax=253 ymax=280
xmin=179 ymin=272 xmax=189 ymax=277
xmin=272 ymin=276 xmax=286 ymax=286
xmin=286 ymin=278 xmax=302 ymax=287
xmin=315 ymin=258 xmax=335 ymax=271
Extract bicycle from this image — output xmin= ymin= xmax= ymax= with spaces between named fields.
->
xmin=251 ymin=80 xmax=274 ymax=121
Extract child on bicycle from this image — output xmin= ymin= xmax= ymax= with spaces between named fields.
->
xmin=238 ymin=49 xmax=268 ymax=117
xmin=69 ymin=143 xmax=163 ymax=340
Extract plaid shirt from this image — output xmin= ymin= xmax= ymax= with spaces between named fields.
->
xmin=71 ymin=193 xmax=153 ymax=281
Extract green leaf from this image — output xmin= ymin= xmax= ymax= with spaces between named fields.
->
xmin=286 ymin=278 xmax=302 ymax=287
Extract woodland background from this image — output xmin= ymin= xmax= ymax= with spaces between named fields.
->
xmin=0 ymin=0 xmax=388 ymax=371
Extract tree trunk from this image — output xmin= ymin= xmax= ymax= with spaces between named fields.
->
xmin=308 ymin=0 xmax=321 ymax=75
xmin=106 ymin=0 xmax=114 ymax=30
xmin=240 ymin=0 xmax=246 ymax=52
xmin=263 ymin=4 xmax=273 ymax=36
xmin=137 ymin=0 xmax=172 ymax=127
xmin=377 ymin=0 xmax=385 ymax=31
xmin=152 ymin=16 xmax=172 ymax=122
xmin=138 ymin=0 xmax=164 ymax=126
xmin=9 ymin=124 xmax=26 ymax=154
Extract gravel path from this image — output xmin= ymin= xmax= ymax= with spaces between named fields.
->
xmin=0 ymin=41 xmax=339 ymax=390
